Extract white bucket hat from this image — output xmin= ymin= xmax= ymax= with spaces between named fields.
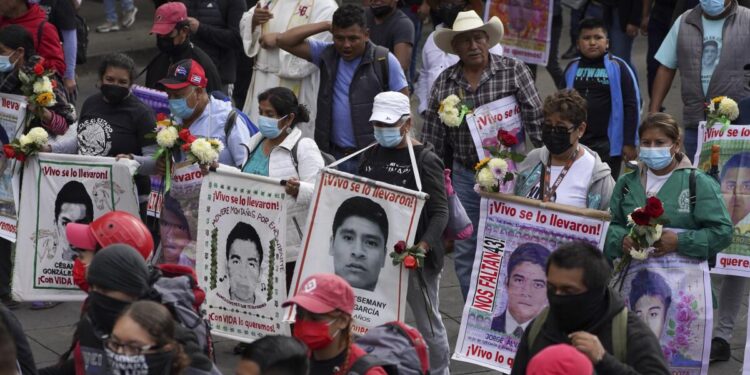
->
xmin=433 ymin=10 xmax=504 ymax=55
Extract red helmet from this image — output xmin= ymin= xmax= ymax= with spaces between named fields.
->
xmin=66 ymin=211 xmax=154 ymax=260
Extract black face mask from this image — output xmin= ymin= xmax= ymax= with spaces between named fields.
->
xmin=542 ymin=127 xmax=575 ymax=155
xmin=547 ymin=289 xmax=606 ymax=333
xmin=105 ymin=347 xmax=174 ymax=375
xmin=101 ymin=84 xmax=130 ymax=104
xmin=371 ymin=5 xmax=393 ymax=18
xmin=438 ymin=4 xmax=464 ymax=28
xmin=88 ymin=291 xmax=131 ymax=334
xmin=156 ymin=35 xmax=189 ymax=56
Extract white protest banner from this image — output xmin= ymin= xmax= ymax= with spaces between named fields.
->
xmin=466 ymin=95 xmax=525 ymax=161
xmin=196 ymin=167 xmax=288 ymax=342
xmin=13 ymin=153 xmax=139 ymax=301
xmin=453 ymin=193 xmax=608 ymax=373
xmin=695 ymin=122 xmax=750 ymax=277
xmin=0 ymin=93 xmax=27 ymax=241
xmin=152 ymin=163 xmax=204 ymax=268
xmin=612 ymin=252 xmax=712 ymax=375
xmin=287 ymin=168 xmax=427 ymax=334
xmin=485 ymin=0 xmax=553 ymax=65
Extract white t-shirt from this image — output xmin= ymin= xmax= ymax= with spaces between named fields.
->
xmin=548 ymin=149 xmax=596 ymax=208
xmin=646 ymin=169 xmax=674 ymax=197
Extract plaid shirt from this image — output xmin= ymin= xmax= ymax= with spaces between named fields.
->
xmin=421 ymin=53 xmax=543 ymax=170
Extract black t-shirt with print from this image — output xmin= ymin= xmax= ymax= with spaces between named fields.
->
xmin=359 ymin=144 xmax=422 ymax=190
xmin=78 ymin=92 xmax=156 ymax=194
xmin=573 ymin=55 xmax=611 ymax=144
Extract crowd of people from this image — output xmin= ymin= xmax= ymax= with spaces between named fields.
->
xmin=0 ymin=0 xmax=749 ymax=373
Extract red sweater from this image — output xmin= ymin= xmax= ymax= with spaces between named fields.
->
xmin=0 ymin=4 xmax=66 ymax=75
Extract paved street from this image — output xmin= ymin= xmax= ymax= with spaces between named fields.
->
xmin=10 ymin=0 xmax=747 ymax=373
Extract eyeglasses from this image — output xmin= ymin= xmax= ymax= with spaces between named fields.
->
xmin=104 ymin=336 xmax=161 ymax=356
xmin=542 ymin=122 xmax=578 ymax=135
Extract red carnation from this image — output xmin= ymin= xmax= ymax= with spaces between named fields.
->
xmin=497 ymin=130 xmax=518 ymax=147
xmin=644 ymin=197 xmax=664 ymax=218
xmin=181 ymin=143 xmax=191 ymax=152
xmin=631 ymin=208 xmax=651 ymax=226
xmin=15 ymin=152 xmax=26 ymax=162
xmin=156 ymin=113 xmax=168 ymax=122
xmin=394 ymin=240 xmax=407 ymax=254
xmin=403 ymin=255 xmax=417 ymax=269
xmin=33 ymin=63 xmax=44 ymax=76
xmin=3 ymin=145 xmax=14 ymax=159
xmin=178 ymin=129 xmax=192 ymax=142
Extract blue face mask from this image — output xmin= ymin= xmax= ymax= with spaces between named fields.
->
xmin=168 ymin=89 xmax=197 ymax=119
xmin=700 ymin=0 xmax=726 ymax=16
xmin=0 ymin=52 xmax=17 ymax=73
xmin=639 ymin=146 xmax=674 ymax=170
xmin=258 ymin=115 xmax=287 ymax=139
xmin=374 ymin=126 xmax=403 ymax=148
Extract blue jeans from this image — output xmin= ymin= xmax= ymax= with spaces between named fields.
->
xmin=683 ymin=127 xmax=699 ymax=163
xmin=103 ymin=0 xmax=134 ymax=23
xmin=451 ymin=162 xmax=480 ymax=300
xmin=607 ymin=7 xmax=636 ymax=76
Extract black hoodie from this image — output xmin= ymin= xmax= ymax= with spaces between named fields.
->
xmin=511 ymin=289 xmax=670 ymax=375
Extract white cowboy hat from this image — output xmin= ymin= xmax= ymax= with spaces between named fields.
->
xmin=434 ymin=11 xmax=504 ymax=55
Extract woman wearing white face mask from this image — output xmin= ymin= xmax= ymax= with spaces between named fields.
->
xmin=241 ymin=86 xmax=325 ymax=278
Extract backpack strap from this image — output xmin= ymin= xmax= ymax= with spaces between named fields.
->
xmin=225 ymin=109 xmax=239 ymax=139
xmin=527 ymin=307 xmax=549 ymax=352
xmin=689 ymin=169 xmax=696 ymax=213
xmin=373 ymin=46 xmax=390 ymax=92
xmin=348 ymin=354 xmax=388 ymax=375
xmin=290 ymin=138 xmax=301 ymax=173
xmin=612 ymin=307 xmax=628 ymax=363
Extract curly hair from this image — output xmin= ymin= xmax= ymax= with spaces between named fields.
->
xmin=542 ymin=89 xmax=588 ymax=126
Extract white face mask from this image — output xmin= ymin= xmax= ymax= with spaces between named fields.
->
xmin=0 ymin=51 xmax=18 ymax=73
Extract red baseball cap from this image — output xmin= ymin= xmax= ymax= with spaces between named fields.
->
xmin=527 ymin=344 xmax=594 ymax=375
xmin=151 ymin=2 xmax=188 ymax=35
xmin=283 ymin=274 xmax=355 ymax=315
xmin=159 ymin=59 xmax=208 ymax=90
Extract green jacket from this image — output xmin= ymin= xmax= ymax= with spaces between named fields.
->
xmin=604 ymin=155 xmax=733 ymax=261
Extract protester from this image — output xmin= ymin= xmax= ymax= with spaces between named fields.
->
xmin=649 ymin=0 xmax=750 ymax=159
xmin=0 ymin=25 xmax=76 ymax=310
xmin=0 ymin=304 xmax=36 ymax=375
xmin=236 ymin=335 xmax=310 ymax=375
xmin=180 ymin=0 xmax=246 ymax=92
xmin=241 ymin=87 xmax=324 ymax=273
xmin=562 ymin=1 xmax=603 ymax=60
xmin=365 ymin=0 xmax=415 ymax=74
xmin=358 ymin=92 xmax=450 ymax=374
xmin=515 ymin=89 xmax=615 ymax=210
xmin=415 ymin=0 xmax=502 ymax=116
xmin=511 ymin=241 xmax=670 ymax=375
xmin=282 ymin=274 xmax=388 ymax=375
xmin=600 ymin=0 xmax=643 ymax=74
xmin=65 ymin=210 xmax=154 ymax=291
xmin=642 ymin=0 xmax=677 ymax=100
xmin=605 ymin=113 xmax=732 ymax=263
xmin=421 ymin=10 xmax=543 ymax=300
xmin=268 ymin=4 xmax=409 ymax=174
xmin=563 ymin=18 xmax=640 ymax=177
xmin=95 ymin=0 xmax=137 ymax=32
xmin=39 ymin=245 xmax=216 ymax=375
xmin=239 ymin=0 xmax=336 ymax=136
xmin=145 ymin=2 xmax=223 ymax=94
xmin=527 ymin=344 xmax=594 ymax=375
xmin=0 ymin=0 xmax=66 ymax=75
xmin=74 ymin=53 xmax=156 ymax=208
xmin=105 ymin=301 xmax=190 ymax=375
xmin=159 ymin=59 xmax=253 ymax=168
xmin=36 ymin=0 xmax=78 ymax=99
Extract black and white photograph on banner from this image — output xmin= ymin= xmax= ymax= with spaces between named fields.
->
xmin=197 ymin=167 xmax=289 ymax=342
xmin=13 ymin=153 xmax=140 ymax=301
xmin=288 ymin=168 xmax=427 ymax=334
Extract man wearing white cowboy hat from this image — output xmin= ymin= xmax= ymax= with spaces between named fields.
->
xmin=422 ymin=10 xmax=543 ymax=300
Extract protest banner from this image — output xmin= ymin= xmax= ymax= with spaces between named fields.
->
xmin=149 ymin=163 xmax=204 ymax=268
xmin=196 ymin=167 xmax=289 ymax=342
xmin=695 ymin=122 xmax=750 ymax=277
xmin=13 ymin=153 xmax=140 ymax=301
xmin=453 ymin=193 xmax=609 ymax=373
xmin=0 ymin=93 xmax=27 ymax=241
xmin=287 ymin=168 xmax=427 ymax=334
xmin=466 ymin=96 xmax=525 ymax=160
xmin=485 ymin=0 xmax=552 ymax=65
xmin=613 ymin=252 xmax=712 ymax=375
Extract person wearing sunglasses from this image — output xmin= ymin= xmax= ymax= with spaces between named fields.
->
xmin=515 ymin=89 xmax=615 ymax=211
xmin=105 ymin=301 xmax=190 ymax=375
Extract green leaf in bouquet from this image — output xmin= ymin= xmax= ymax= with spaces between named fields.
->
xmin=509 ymin=153 xmax=526 ymax=162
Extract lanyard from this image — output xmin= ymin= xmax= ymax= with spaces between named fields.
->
xmin=542 ymin=147 xmax=578 ymax=203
